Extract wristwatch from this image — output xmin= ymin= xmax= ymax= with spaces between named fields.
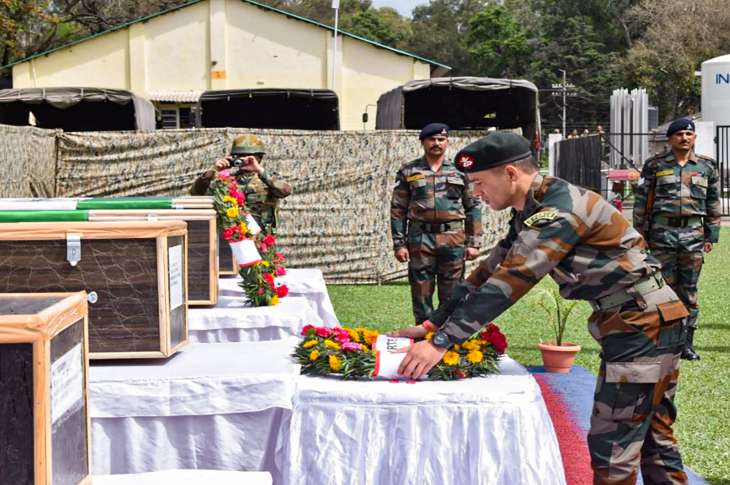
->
xmin=431 ymin=331 xmax=451 ymax=349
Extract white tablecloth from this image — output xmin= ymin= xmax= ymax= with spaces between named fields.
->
xmin=219 ymin=267 xmax=339 ymax=327
xmin=188 ymin=289 xmax=322 ymax=342
xmin=89 ymin=339 xmax=300 ymax=475
xmin=93 ymin=470 xmax=272 ymax=485
xmin=277 ymin=357 xmax=567 ymax=485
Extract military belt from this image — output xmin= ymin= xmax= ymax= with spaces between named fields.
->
xmin=588 ymin=272 xmax=665 ymax=312
xmin=410 ymin=220 xmax=463 ymax=233
xmin=652 ymin=214 xmax=703 ymax=228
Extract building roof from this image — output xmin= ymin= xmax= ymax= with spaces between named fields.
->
xmin=1 ymin=0 xmax=450 ymax=72
xmin=147 ymin=90 xmax=204 ymax=103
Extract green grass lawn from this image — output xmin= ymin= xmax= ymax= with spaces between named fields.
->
xmin=328 ymin=228 xmax=730 ymax=483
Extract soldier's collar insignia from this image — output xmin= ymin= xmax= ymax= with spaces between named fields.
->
xmin=456 ymin=154 xmax=475 ymax=170
xmin=524 ymin=210 xmax=559 ymax=228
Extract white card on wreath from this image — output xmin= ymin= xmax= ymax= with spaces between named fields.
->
xmin=372 ymin=335 xmax=413 ymax=379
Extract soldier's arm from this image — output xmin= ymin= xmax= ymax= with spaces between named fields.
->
xmin=632 ymin=162 xmax=655 ymax=237
xmin=390 ymin=170 xmax=410 ymax=249
xmin=259 ymin=171 xmax=293 ymax=198
xmin=190 ymin=169 xmax=215 ymax=195
xmin=430 ymin=213 xmax=519 ymax=326
xmin=436 ymin=212 xmax=584 ymax=344
xmin=704 ymin=161 xmax=721 ymax=243
xmin=463 ymin=177 xmax=483 ymax=248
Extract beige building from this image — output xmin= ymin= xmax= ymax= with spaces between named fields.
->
xmin=6 ymin=0 xmax=449 ymax=130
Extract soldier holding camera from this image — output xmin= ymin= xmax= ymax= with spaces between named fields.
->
xmin=191 ymin=134 xmax=292 ymax=232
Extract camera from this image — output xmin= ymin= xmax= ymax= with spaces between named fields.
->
xmin=230 ymin=157 xmax=244 ymax=168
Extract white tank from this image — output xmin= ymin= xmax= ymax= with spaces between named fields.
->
xmin=701 ymin=54 xmax=730 ymax=126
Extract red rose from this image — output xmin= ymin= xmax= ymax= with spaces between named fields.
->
xmin=315 ymin=327 xmax=333 ymax=337
xmin=263 ymin=234 xmax=276 ymax=247
xmin=223 ymin=227 xmax=235 ymax=240
xmin=301 ymin=324 xmax=315 ymax=336
xmin=274 ymin=252 xmax=285 ymax=262
xmin=236 ymin=194 xmax=245 ymax=206
xmin=275 ymin=266 xmax=286 ymax=276
xmin=260 ymin=243 xmax=268 ymax=253
xmin=263 ymin=273 xmax=275 ymax=287
xmin=276 ymin=285 xmax=289 ymax=298
xmin=454 ymin=369 xmax=466 ymax=379
xmin=489 ymin=332 xmax=508 ymax=354
xmin=257 ymin=287 xmax=265 ymax=296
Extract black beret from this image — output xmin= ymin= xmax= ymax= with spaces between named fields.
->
xmin=419 ymin=122 xmax=449 ymax=140
xmin=666 ymin=118 xmax=695 ymax=138
xmin=455 ymin=132 xmax=532 ymax=173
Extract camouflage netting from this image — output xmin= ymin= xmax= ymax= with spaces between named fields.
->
xmin=0 ymin=124 xmax=58 ymax=197
xmin=0 ymin=124 xmax=510 ymax=283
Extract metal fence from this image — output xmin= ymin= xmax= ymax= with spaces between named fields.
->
xmin=716 ymin=125 xmax=730 ymax=215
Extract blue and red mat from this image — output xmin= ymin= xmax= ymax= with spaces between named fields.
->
xmin=531 ymin=365 xmax=707 ymax=484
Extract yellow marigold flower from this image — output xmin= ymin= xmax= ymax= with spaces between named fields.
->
xmin=240 ymin=222 xmax=248 ymax=234
xmin=443 ymin=351 xmax=459 ymax=366
xmin=363 ymin=330 xmax=379 ymax=346
xmin=329 ymin=354 xmax=343 ymax=371
xmin=226 ymin=206 xmax=239 ymax=218
xmin=453 ymin=344 xmax=461 ymax=351
xmin=260 ymin=260 xmax=270 ymax=267
xmin=303 ymin=340 xmax=318 ymax=349
xmin=461 ymin=340 xmax=479 ymax=351
xmin=425 ymin=332 xmax=434 ymax=341
xmin=223 ymin=195 xmax=237 ymax=205
xmin=270 ymin=295 xmax=279 ymax=305
xmin=466 ymin=349 xmax=484 ymax=364
xmin=324 ymin=339 xmax=341 ymax=351
xmin=347 ymin=329 xmax=360 ymax=342
xmin=309 ymin=350 xmax=320 ymax=361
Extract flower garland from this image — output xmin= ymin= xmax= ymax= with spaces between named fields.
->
xmin=238 ymin=233 xmax=289 ymax=306
xmin=293 ymin=323 xmax=508 ymax=380
xmin=210 ymin=169 xmax=289 ymax=306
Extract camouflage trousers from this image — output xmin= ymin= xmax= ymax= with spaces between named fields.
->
xmin=587 ymin=285 xmax=688 ymax=485
xmin=407 ymin=229 xmax=466 ymax=324
xmin=651 ymin=248 xmax=704 ymax=329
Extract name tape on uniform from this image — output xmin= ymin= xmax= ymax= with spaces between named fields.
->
xmin=524 ymin=210 xmax=559 ymax=228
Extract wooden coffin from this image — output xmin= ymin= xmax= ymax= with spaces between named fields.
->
xmin=0 ymin=221 xmax=188 ymax=360
xmin=88 ymin=210 xmax=218 ymax=306
xmin=0 ymin=291 xmax=91 ymax=485
xmin=218 ymin=234 xmax=238 ymax=276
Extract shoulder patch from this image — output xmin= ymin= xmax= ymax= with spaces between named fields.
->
xmin=656 ymin=169 xmax=674 ymax=177
xmin=406 ymin=173 xmax=425 ymax=182
xmin=524 ymin=210 xmax=559 ymax=228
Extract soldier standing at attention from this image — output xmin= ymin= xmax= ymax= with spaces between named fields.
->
xmin=191 ymin=134 xmax=292 ymax=233
xmin=391 ymin=132 xmax=689 ymax=484
xmin=633 ymin=118 xmax=721 ymax=361
xmin=391 ymin=123 xmax=482 ymax=325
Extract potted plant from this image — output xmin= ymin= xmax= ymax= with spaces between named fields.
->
xmin=531 ymin=286 xmax=581 ymax=373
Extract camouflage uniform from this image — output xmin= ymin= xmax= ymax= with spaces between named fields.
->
xmin=391 ymin=157 xmax=482 ymax=324
xmin=191 ymin=135 xmax=293 ymax=232
xmin=431 ymin=175 xmax=688 ymax=484
xmin=633 ymin=151 xmax=720 ymax=335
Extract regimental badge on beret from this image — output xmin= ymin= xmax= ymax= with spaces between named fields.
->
xmin=456 ymin=154 xmax=475 ymax=170
xmin=524 ymin=210 xmax=559 ymax=228
xmin=666 ymin=118 xmax=695 ymax=138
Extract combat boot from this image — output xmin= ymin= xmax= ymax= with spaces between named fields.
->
xmin=681 ymin=327 xmax=700 ymax=361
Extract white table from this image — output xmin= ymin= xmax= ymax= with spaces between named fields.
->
xmin=89 ymin=339 xmax=300 ymax=476
xmin=219 ymin=267 xmax=339 ymax=327
xmin=93 ymin=470 xmax=272 ymax=485
xmin=277 ymin=357 xmax=567 ymax=485
xmin=188 ymin=290 xmax=322 ymax=342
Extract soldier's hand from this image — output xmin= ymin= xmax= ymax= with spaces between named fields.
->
xmin=396 ymin=340 xmax=446 ymax=379
xmin=240 ymin=155 xmax=264 ymax=174
xmin=213 ymin=157 xmax=232 ymax=171
xmin=464 ymin=247 xmax=480 ymax=260
xmin=386 ymin=324 xmax=428 ymax=339
xmin=395 ymin=247 xmax=409 ymax=262
xmin=704 ymin=241 xmax=714 ymax=253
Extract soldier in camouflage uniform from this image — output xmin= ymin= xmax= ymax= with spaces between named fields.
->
xmin=392 ymin=132 xmax=689 ymax=484
xmin=191 ymin=134 xmax=292 ymax=232
xmin=634 ymin=118 xmax=720 ymax=361
xmin=391 ymin=123 xmax=482 ymax=325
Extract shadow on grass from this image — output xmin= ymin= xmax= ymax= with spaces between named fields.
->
xmin=695 ymin=324 xmax=730 ymax=330
xmin=703 ymin=479 xmax=730 ymax=485
xmin=693 ymin=345 xmax=730 ymax=352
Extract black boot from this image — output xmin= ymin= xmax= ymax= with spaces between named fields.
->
xmin=681 ymin=327 xmax=700 ymax=361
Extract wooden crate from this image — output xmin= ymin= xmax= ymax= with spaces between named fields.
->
xmin=0 ymin=221 xmax=188 ymax=360
xmin=0 ymin=291 xmax=91 ymax=485
xmin=89 ymin=210 xmax=218 ymax=306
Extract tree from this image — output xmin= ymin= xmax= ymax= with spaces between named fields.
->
xmin=341 ymin=7 xmax=411 ymax=49
xmin=618 ymin=0 xmax=730 ymax=120
xmin=466 ymin=4 xmax=531 ymax=78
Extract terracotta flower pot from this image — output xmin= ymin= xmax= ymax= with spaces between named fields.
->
xmin=538 ymin=342 xmax=581 ymax=373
